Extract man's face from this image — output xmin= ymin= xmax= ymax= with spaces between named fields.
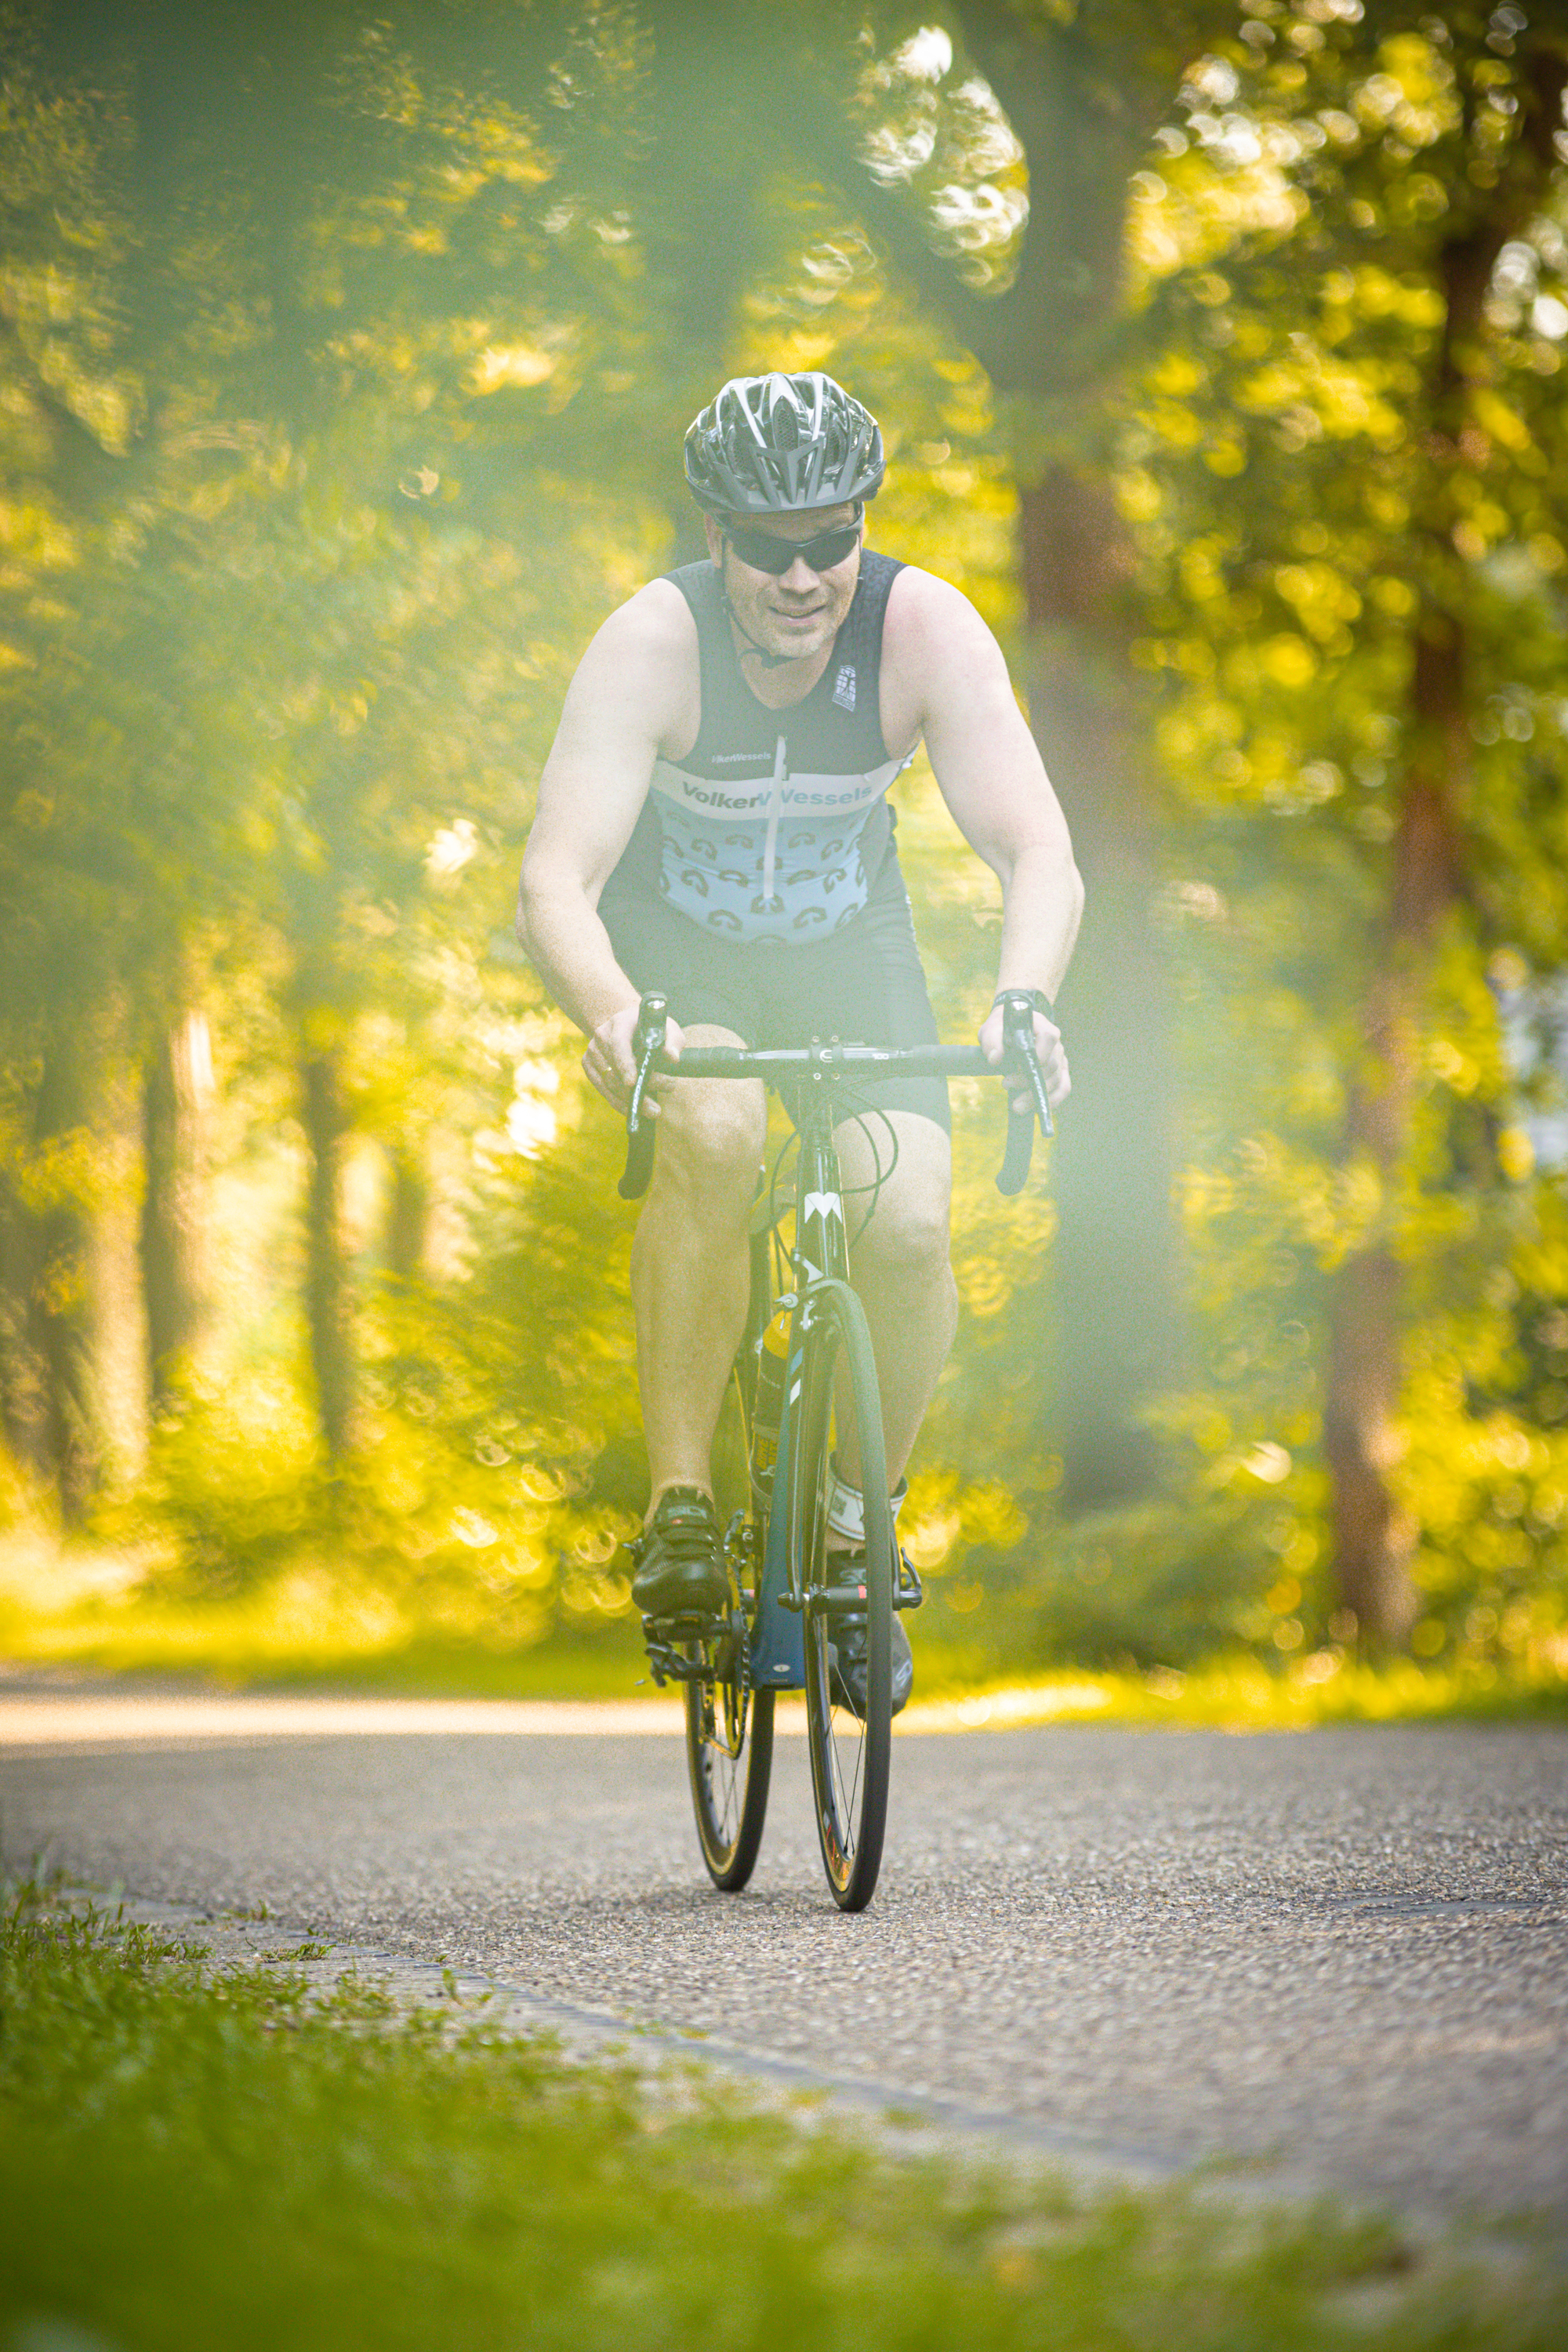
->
xmin=704 ymin=502 xmax=862 ymax=663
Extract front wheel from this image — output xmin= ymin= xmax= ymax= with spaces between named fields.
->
xmin=684 ymin=1519 xmax=774 ymax=1889
xmin=787 ymin=1279 xmax=894 ymax=1911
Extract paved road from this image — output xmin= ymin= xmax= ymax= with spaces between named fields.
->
xmin=3 ymin=1698 xmax=1565 ymax=2227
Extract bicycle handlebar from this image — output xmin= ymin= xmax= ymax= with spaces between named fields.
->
xmin=667 ymin=1042 xmax=993 ymax=1079
xmin=618 ymin=990 xmax=1055 ymax=1203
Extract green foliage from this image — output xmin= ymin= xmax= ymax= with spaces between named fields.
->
xmin=1096 ymin=2 xmax=1568 ymax=1661
xmin=2 ymin=1 xmax=1568 ymax=1683
xmin=3 ymin=1878 xmax=1564 ymax=2352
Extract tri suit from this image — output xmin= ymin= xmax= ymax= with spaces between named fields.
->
xmin=597 ymin=550 xmax=949 ymax=1132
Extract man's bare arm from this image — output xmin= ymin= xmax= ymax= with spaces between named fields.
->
xmin=888 ymin=570 xmax=1084 ymax=1104
xmin=517 ymin=582 xmax=695 ymax=1100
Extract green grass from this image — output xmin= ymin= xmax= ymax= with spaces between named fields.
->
xmin=5 ymin=1606 xmax=1565 ymax=1733
xmin=902 ymin=1653 xmax=1568 ymax=1731
xmin=2 ymin=1530 xmax=1565 ymax=1726
xmin=0 ymin=1623 xmax=651 ymax=1702
xmin=0 ymin=1537 xmax=647 ymax=1700
xmin=0 ymin=1881 xmax=1562 ymax=2352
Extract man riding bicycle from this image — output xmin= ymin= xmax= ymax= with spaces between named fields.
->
xmin=517 ymin=372 xmax=1081 ymax=1711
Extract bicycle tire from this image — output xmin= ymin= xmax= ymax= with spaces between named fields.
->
xmin=684 ymin=1506 xmax=775 ymax=1890
xmin=787 ymin=1278 xmax=893 ymax=1911
xmin=686 ymin=1679 xmax=774 ymax=1889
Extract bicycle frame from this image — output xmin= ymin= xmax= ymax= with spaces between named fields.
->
xmin=746 ymin=1078 xmax=855 ymax=1694
xmin=620 ymin=994 xmax=1055 ymax=1694
xmin=619 ymin=993 xmax=1056 ymax=1904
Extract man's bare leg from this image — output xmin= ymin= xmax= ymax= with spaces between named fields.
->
xmin=831 ymin=1109 xmax=956 ymax=1499
xmin=629 ymin=1025 xmax=766 ymax=1517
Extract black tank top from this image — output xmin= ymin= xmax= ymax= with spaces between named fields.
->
xmin=604 ymin=550 xmax=912 ymax=943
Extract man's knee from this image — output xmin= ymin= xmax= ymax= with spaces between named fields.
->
xmin=655 ymin=1083 xmax=765 ymax=1199
xmin=858 ymin=1179 xmax=953 ymax=1276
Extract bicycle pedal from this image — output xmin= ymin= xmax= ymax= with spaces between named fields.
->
xmin=641 ymin=1636 xmax=712 ymax=1687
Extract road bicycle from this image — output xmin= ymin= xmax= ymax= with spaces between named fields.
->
xmin=619 ymin=991 xmax=1052 ymax=1912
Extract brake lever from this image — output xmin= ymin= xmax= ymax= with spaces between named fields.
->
xmin=998 ymin=991 xmax=1054 ymax=1139
xmin=618 ymin=991 xmax=669 ymax=1202
xmin=993 ymin=989 xmax=1054 ymax=1199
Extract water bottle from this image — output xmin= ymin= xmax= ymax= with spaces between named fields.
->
xmin=750 ymin=1300 xmax=794 ymax=1491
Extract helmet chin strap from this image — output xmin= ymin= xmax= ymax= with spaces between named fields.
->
xmin=724 ymin=593 xmax=797 ymax=670
xmin=718 ymin=544 xmax=804 ymax=670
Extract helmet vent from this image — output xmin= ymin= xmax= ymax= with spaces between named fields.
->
xmin=684 ymin=372 xmax=884 ymax=517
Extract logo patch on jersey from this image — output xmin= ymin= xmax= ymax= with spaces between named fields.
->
xmin=832 ymin=664 xmax=857 ymax=712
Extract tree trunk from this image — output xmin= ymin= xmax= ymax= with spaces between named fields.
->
xmin=1323 ymin=622 xmax=1463 ymax=1649
xmin=90 ymin=1052 xmax=150 ymax=1482
xmin=962 ymin=27 xmax=1178 ymax=1508
xmin=1316 ymin=13 xmax=1568 ymax=1637
xmin=140 ymin=1011 xmax=210 ymax=1410
xmin=28 ymin=1031 xmax=100 ymax=1523
xmin=1323 ymin=1248 xmax=1417 ymax=1646
xmin=300 ymin=1045 xmax=356 ymax=1459
xmin=0 ymin=1185 xmax=47 ymax=1480
xmin=783 ymin=19 xmax=1181 ymax=1501
xmin=1019 ymin=468 xmax=1177 ymax=1506
xmin=385 ymin=1142 xmax=428 ymax=1286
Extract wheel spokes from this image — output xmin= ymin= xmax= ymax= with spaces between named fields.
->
xmin=802 ymin=1335 xmax=866 ymax=1882
xmin=789 ymin=1283 xmax=892 ymax=1909
xmin=822 ymin=1649 xmax=868 ymax=1872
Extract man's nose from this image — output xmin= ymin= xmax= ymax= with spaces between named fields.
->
xmin=779 ymin=554 xmax=819 ymax=590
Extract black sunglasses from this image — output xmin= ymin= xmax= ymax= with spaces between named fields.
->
xmin=724 ymin=513 xmax=863 ymax=576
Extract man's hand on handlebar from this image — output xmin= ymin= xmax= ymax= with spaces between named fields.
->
xmin=608 ymin=987 xmax=1064 ymax=1200
xmin=978 ymin=1000 xmax=1070 ymax=1116
xmin=583 ymin=1003 xmax=688 ymax=1113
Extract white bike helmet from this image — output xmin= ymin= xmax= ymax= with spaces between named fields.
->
xmin=684 ymin=372 xmax=884 ymax=515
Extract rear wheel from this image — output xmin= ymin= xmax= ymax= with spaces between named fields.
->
xmin=684 ymin=1516 xmax=774 ymax=1890
xmin=787 ymin=1279 xmax=893 ymax=1911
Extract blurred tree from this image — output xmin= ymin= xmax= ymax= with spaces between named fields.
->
xmin=1322 ymin=9 xmax=1567 ymax=1644
xmin=1122 ymin=1 xmax=1568 ymax=1646
xmin=20 ymin=1021 xmax=100 ymax=1520
xmin=4 ymin=0 xmax=1564 ymax=1688
xmin=140 ymin=1011 xmax=209 ymax=1410
xmin=770 ymin=2 xmax=1247 ymax=1505
xmin=2 ymin=0 xmax=581 ymax=1465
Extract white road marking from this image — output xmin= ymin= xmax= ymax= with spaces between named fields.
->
xmin=0 ymin=1680 xmax=1116 ymax=1751
xmin=0 ymin=1694 xmax=690 ymax=1748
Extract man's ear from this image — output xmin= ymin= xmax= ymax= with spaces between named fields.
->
xmin=702 ymin=513 xmax=724 ymax=568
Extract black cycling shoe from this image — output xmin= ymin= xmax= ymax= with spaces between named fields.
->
xmin=823 ymin=1548 xmax=915 ymax=1719
xmin=629 ymin=1486 xmax=728 ymax=1617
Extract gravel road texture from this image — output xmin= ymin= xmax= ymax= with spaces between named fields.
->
xmin=2 ymin=1697 xmax=1563 ymax=2230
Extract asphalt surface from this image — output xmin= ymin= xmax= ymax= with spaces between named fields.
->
xmin=3 ymin=1701 xmax=1566 ymax=2227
